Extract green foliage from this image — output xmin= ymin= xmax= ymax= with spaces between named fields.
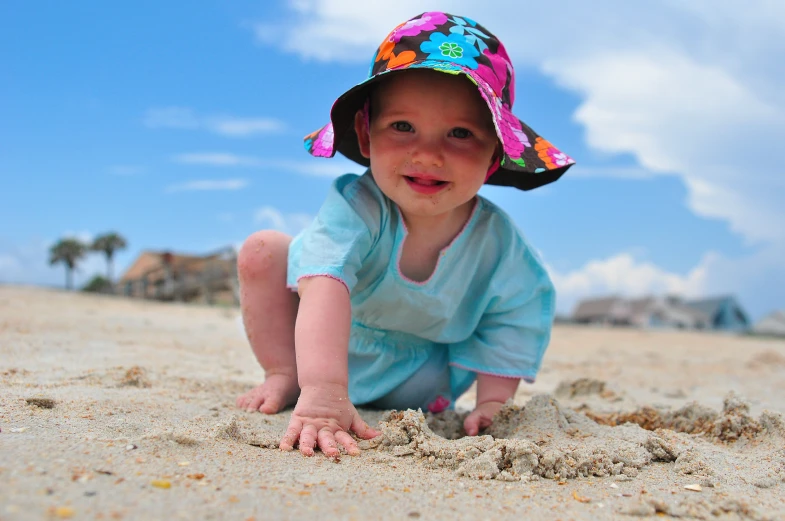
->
xmin=91 ymin=232 xmax=128 ymax=282
xmin=82 ymin=274 xmax=111 ymax=293
xmin=91 ymin=232 xmax=127 ymax=258
xmin=49 ymin=238 xmax=88 ymax=290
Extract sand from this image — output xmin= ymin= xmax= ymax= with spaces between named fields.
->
xmin=1 ymin=285 xmax=784 ymax=520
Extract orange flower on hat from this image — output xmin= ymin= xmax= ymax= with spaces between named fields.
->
xmin=535 ymin=137 xmax=574 ymax=169
xmin=375 ymin=22 xmax=406 ymax=62
xmin=375 ymin=38 xmax=416 ymax=69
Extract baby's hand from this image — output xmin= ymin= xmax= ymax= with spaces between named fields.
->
xmin=279 ymin=383 xmax=380 ymax=458
xmin=463 ymin=400 xmax=505 ymax=436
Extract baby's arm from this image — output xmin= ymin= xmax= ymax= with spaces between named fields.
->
xmin=463 ymin=373 xmax=520 ymax=436
xmin=279 ymin=276 xmax=380 ymax=457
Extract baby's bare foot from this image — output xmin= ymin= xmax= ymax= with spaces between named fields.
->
xmin=236 ymin=373 xmax=300 ymax=414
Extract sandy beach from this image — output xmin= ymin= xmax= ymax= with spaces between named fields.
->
xmin=1 ymin=285 xmax=784 ymax=520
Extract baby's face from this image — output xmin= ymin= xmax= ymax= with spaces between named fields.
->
xmin=355 ymin=69 xmax=498 ymax=224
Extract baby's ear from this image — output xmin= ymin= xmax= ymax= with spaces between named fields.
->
xmin=354 ymin=110 xmax=371 ymax=159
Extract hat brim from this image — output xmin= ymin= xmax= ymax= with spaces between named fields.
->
xmin=304 ymin=62 xmax=574 ymax=191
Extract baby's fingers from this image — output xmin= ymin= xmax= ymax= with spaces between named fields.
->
xmin=463 ymin=410 xmax=493 ymax=437
xmin=350 ymin=414 xmax=380 ymax=440
xmin=279 ymin=418 xmax=304 ymax=452
xmin=298 ymin=424 xmax=318 ymax=456
xmin=317 ymin=429 xmax=341 ymax=459
xmin=335 ymin=431 xmax=360 ymax=456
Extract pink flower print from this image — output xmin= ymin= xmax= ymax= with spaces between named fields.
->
xmin=548 ymin=149 xmax=575 ymax=167
xmin=476 ymin=48 xmax=511 ymax=100
xmin=512 ymin=126 xmax=530 ymax=149
xmin=392 ymin=12 xmax=449 ymax=41
xmin=495 ymin=43 xmax=515 ymax=105
xmin=497 ymin=103 xmax=529 ymax=160
xmin=311 ymin=124 xmax=334 ymax=158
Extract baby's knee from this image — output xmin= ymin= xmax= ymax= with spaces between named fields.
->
xmin=237 ymin=230 xmax=291 ymax=280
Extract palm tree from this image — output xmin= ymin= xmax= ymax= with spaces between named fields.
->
xmin=91 ymin=232 xmax=127 ymax=284
xmin=49 ymin=239 xmax=87 ymax=290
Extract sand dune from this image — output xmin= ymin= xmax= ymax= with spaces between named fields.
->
xmin=1 ymin=285 xmax=784 ymax=520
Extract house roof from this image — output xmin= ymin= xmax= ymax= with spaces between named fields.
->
xmin=573 ymin=297 xmax=623 ymax=320
xmin=628 ymin=297 xmax=655 ymax=315
xmin=684 ymin=296 xmax=736 ymax=317
xmin=675 ymin=304 xmax=711 ymax=323
xmin=626 ymin=296 xmax=710 ymax=324
xmin=119 ymin=250 xmax=233 ymax=283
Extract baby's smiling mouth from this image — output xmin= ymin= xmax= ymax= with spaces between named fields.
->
xmin=405 ymin=176 xmax=447 ymax=186
xmin=404 ymin=175 xmax=450 ymax=195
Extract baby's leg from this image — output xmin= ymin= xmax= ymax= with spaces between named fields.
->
xmin=235 ymin=230 xmax=300 ymax=414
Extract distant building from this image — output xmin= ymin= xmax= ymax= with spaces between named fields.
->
xmin=628 ymin=296 xmax=710 ymax=330
xmin=118 ymin=248 xmax=238 ymax=304
xmin=571 ymin=294 xmax=748 ymax=332
xmin=572 ymin=297 xmax=632 ymax=326
xmin=753 ymin=310 xmax=785 ymax=337
xmin=683 ymin=296 xmax=750 ymax=332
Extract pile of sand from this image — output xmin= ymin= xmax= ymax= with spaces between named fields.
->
xmin=364 ymin=393 xmax=785 ymax=486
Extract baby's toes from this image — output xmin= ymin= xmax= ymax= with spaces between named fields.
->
xmin=246 ymin=393 xmax=267 ymax=413
xmin=259 ymin=395 xmax=282 ymax=414
xmin=236 ymin=393 xmax=251 ymax=409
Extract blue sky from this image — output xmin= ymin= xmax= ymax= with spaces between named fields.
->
xmin=2 ymin=1 xmax=783 ymax=320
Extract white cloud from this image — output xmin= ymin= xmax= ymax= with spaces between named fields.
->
xmin=61 ymin=230 xmax=94 ymax=245
xmin=173 ymin=153 xmax=263 ymax=167
xmin=144 ymin=107 xmax=285 ymax=137
xmin=257 ymin=1 xmax=785 ymax=246
xmin=171 ymin=153 xmax=362 ymax=177
xmin=548 ymin=50 xmax=783 ymax=244
xmin=207 ymin=117 xmax=284 ymax=136
xmin=254 ymin=206 xmax=313 ymax=236
xmin=109 ymin=165 xmax=145 ymax=176
xmin=143 ymin=107 xmax=200 ymax=128
xmin=567 ymin=166 xmax=658 ymax=180
xmin=0 ymin=254 xmax=21 ymax=273
xmin=251 ymin=1 xmax=411 ymax=61
xmin=165 ymin=179 xmax=249 ymax=192
xmin=268 ymin=158 xmax=362 ymax=178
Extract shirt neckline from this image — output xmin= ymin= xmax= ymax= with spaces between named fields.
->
xmin=391 ymin=197 xmax=483 ymax=286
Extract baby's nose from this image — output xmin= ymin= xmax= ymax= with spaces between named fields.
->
xmin=410 ymin=137 xmax=445 ymax=167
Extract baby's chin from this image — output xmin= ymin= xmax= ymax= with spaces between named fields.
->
xmin=393 ymin=195 xmax=477 ymax=223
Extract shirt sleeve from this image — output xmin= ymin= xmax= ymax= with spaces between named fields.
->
xmin=288 ymin=173 xmax=381 ymax=293
xmin=448 ymin=230 xmax=556 ymax=383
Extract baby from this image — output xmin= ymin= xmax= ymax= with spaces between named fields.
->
xmin=236 ymin=12 xmax=574 ymax=457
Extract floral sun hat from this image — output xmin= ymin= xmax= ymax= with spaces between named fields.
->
xmin=304 ymin=12 xmax=575 ymax=191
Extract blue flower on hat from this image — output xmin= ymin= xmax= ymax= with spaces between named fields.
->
xmin=448 ymin=16 xmax=490 ymax=53
xmin=420 ymin=32 xmax=480 ymax=70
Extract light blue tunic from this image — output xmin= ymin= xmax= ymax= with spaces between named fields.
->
xmin=287 ymin=171 xmax=555 ymax=407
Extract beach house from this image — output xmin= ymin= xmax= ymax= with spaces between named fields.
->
xmin=753 ymin=310 xmax=785 ymax=337
xmin=572 ymin=294 xmax=748 ymax=332
xmin=118 ymin=247 xmax=238 ymax=305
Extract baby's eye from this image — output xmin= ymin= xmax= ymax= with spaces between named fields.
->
xmin=450 ymin=127 xmax=473 ymax=139
xmin=391 ymin=121 xmax=413 ymax=132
